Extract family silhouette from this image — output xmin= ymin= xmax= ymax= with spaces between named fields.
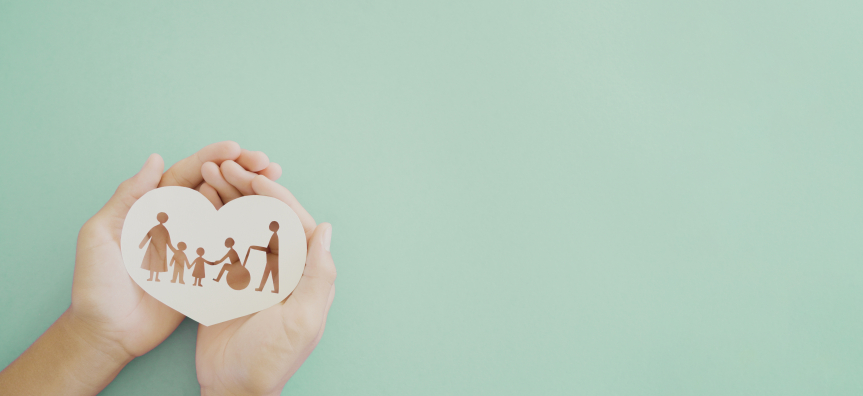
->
xmin=137 ymin=212 xmax=280 ymax=291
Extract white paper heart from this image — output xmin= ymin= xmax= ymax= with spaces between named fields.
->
xmin=120 ymin=187 xmax=307 ymax=326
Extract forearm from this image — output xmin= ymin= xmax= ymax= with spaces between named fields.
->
xmin=0 ymin=309 xmax=133 ymax=395
xmin=201 ymin=385 xmax=283 ymax=396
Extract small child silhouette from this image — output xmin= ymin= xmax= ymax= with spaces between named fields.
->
xmin=169 ymin=242 xmax=189 ymax=284
xmin=189 ymin=247 xmax=214 ymax=287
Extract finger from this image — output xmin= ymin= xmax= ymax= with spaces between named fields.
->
xmin=283 ymin=223 xmax=336 ymax=330
xmin=258 ymin=162 xmax=282 ymax=181
xmin=159 ymin=141 xmax=241 ymax=188
xmin=251 ymin=175 xmax=316 ymax=237
xmin=220 ymin=160 xmax=257 ymax=196
xmin=198 ymin=182 xmax=223 ymax=209
xmin=97 ymin=154 xmax=165 ymax=226
xmin=236 ymin=149 xmax=270 ymax=172
xmin=202 ymin=161 xmax=243 ymax=203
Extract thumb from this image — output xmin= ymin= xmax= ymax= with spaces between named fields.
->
xmin=283 ymin=223 xmax=336 ymax=336
xmin=97 ymin=154 xmax=165 ymax=227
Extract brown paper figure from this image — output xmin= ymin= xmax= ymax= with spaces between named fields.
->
xmin=210 ymin=238 xmax=251 ymax=290
xmin=188 ymin=247 xmax=215 ymax=287
xmin=139 ymin=212 xmax=176 ymax=282
xmin=170 ymin=242 xmax=189 ymax=284
xmin=247 ymin=221 xmax=280 ymax=293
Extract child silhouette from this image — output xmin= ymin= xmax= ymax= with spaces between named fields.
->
xmin=169 ymin=242 xmax=189 ymax=284
xmin=189 ymin=247 xmax=215 ymax=287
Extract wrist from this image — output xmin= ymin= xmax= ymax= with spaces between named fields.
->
xmin=0 ymin=309 xmax=134 ymax=395
xmin=201 ymin=388 xmax=282 ymax=396
xmin=59 ymin=308 xmax=135 ymax=367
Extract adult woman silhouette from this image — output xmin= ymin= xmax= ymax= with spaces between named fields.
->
xmin=139 ymin=212 xmax=176 ymax=282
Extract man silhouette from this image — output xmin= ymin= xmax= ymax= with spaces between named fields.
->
xmin=251 ymin=221 xmax=280 ymax=293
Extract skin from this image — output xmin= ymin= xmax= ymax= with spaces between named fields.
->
xmin=0 ymin=142 xmax=335 ymax=396
xmin=196 ymin=175 xmax=334 ymax=396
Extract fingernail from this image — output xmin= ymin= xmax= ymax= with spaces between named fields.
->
xmin=322 ymin=225 xmax=332 ymax=252
xmin=140 ymin=154 xmax=155 ymax=171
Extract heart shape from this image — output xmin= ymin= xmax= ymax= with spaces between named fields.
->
xmin=120 ymin=187 xmax=307 ymax=326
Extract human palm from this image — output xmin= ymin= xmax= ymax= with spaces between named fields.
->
xmin=196 ymin=286 xmax=334 ymax=396
xmin=195 ymin=171 xmax=335 ymax=396
xmin=68 ymin=142 xmax=277 ymax=357
xmin=0 ymin=142 xmax=305 ymax=396
xmin=72 ymin=208 xmax=186 ymax=356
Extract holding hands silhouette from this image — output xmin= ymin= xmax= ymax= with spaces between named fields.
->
xmin=0 ymin=142 xmax=326 ymax=396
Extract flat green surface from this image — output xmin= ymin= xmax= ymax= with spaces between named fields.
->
xmin=1 ymin=1 xmax=862 ymax=394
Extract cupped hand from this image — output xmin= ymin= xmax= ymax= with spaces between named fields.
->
xmin=69 ymin=142 xmax=278 ymax=359
xmin=0 ymin=143 xmax=281 ymax=395
xmin=193 ymin=167 xmax=336 ymax=396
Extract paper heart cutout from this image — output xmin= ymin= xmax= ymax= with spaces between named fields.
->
xmin=120 ymin=187 xmax=307 ymax=326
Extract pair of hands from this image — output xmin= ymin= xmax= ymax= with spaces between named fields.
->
xmin=27 ymin=142 xmax=334 ymax=396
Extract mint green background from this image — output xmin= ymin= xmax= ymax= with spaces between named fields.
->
xmin=1 ymin=1 xmax=862 ymax=395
